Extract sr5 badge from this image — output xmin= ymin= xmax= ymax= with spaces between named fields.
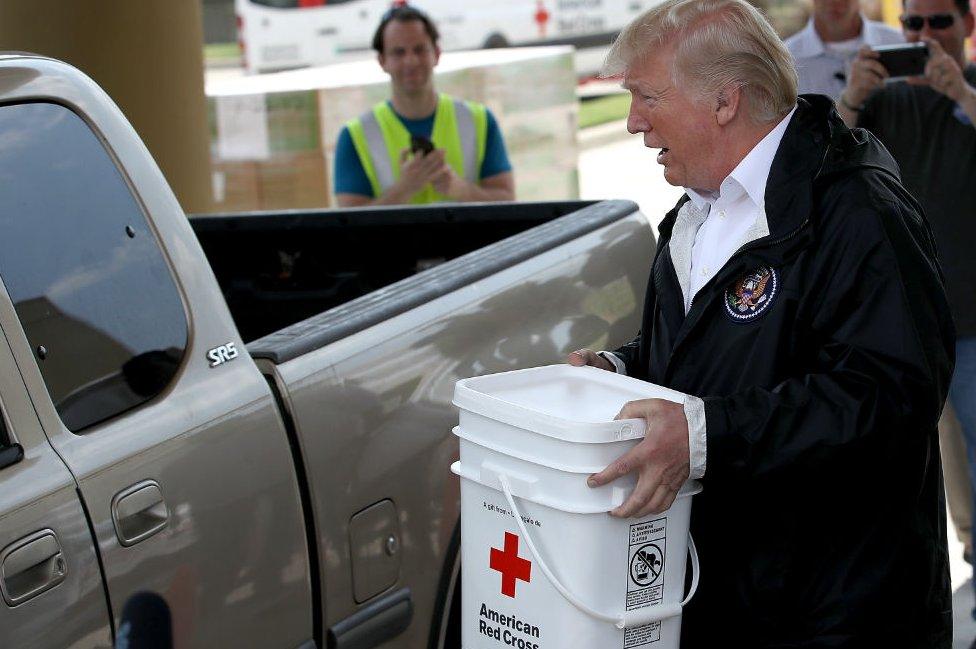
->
xmin=207 ymin=341 xmax=239 ymax=367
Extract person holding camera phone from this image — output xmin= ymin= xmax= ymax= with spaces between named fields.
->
xmin=785 ymin=0 xmax=903 ymax=100
xmin=333 ymin=5 xmax=515 ymax=207
xmin=838 ymin=0 xmax=976 ymax=125
xmin=839 ymin=1 xmax=976 ymax=637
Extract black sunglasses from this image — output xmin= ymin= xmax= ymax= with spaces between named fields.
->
xmin=900 ymin=13 xmax=956 ymax=30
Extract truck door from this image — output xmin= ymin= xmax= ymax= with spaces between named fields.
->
xmin=0 ymin=95 xmax=312 ymax=648
xmin=0 ymin=324 xmax=112 ymax=648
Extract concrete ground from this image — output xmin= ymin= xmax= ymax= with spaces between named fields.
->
xmin=955 ymin=580 xmax=975 ymax=649
xmin=947 ymin=513 xmax=975 ymax=647
xmin=577 ymin=125 xmax=976 ymax=646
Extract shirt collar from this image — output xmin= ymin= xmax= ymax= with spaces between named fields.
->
xmin=790 ymin=14 xmax=873 ymax=58
xmin=684 ymin=106 xmax=797 ymax=212
xmin=862 ymin=16 xmax=894 ymax=44
xmin=684 ymin=187 xmax=711 ymax=213
xmin=790 ymin=17 xmax=826 ymax=58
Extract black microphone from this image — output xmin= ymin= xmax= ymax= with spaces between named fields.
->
xmin=115 ymin=592 xmax=173 ymax=649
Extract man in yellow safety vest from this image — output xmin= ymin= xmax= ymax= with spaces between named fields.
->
xmin=333 ymin=5 xmax=515 ymax=206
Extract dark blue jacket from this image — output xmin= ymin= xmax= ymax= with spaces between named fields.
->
xmin=616 ymin=95 xmax=954 ymax=648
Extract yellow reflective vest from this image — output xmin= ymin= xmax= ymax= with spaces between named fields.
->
xmin=346 ymin=94 xmax=488 ymax=204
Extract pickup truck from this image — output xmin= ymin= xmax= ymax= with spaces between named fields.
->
xmin=0 ymin=55 xmax=655 ymax=649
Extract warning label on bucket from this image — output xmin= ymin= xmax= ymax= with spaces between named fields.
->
xmin=622 ymin=519 xmax=667 ymax=647
xmin=626 ymin=518 xmax=666 ymax=611
xmin=623 ymin=622 xmax=662 ymax=648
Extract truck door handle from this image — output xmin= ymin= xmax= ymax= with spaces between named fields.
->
xmin=112 ymin=480 xmax=169 ymax=547
xmin=0 ymin=529 xmax=67 ymax=606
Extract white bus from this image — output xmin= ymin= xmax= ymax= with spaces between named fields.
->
xmin=235 ymin=0 xmax=658 ymax=73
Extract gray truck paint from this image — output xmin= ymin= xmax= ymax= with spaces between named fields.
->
xmin=0 ymin=55 xmax=655 ymax=648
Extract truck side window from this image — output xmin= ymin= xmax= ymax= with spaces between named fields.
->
xmin=0 ymin=102 xmax=188 ymax=433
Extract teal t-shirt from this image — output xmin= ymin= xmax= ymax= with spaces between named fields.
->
xmin=333 ymin=103 xmax=512 ymax=196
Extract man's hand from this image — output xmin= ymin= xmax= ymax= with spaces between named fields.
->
xmin=396 ymin=147 xmax=446 ymax=196
xmin=588 ymin=399 xmax=690 ymax=518
xmin=347 ymin=148 xmax=446 ymax=206
xmin=911 ymin=38 xmax=975 ymax=103
xmin=430 ymin=164 xmax=470 ymax=200
xmin=566 ymin=348 xmax=615 ymax=372
xmin=844 ymin=44 xmax=889 ymax=108
xmin=432 ymin=166 xmax=517 ymax=202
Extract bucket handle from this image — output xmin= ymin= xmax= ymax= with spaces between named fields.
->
xmin=498 ymin=472 xmax=699 ymax=630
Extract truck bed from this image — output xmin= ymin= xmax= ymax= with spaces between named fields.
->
xmin=191 ymin=200 xmax=634 ymax=362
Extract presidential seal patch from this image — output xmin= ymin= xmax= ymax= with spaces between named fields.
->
xmin=725 ymin=266 xmax=779 ymax=322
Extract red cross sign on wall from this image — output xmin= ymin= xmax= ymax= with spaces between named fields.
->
xmin=489 ymin=531 xmax=532 ymax=598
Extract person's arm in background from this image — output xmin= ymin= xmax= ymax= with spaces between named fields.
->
xmin=334 ymin=126 xmax=447 ymax=207
xmin=912 ymin=37 xmax=976 ymax=125
xmin=838 ymin=45 xmax=889 ymax=127
xmin=431 ymin=108 xmax=515 ymax=202
xmin=431 ymin=168 xmax=514 ymax=202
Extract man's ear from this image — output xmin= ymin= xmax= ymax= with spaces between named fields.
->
xmin=378 ymin=52 xmax=388 ymax=73
xmin=965 ymin=12 xmax=975 ymax=40
xmin=715 ymin=84 xmax=743 ymax=127
xmin=433 ymin=45 xmax=442 ymax=66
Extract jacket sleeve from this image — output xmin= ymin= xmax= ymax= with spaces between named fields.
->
xmin=614 ymin=198 xmax=682 ymax=380
xmin=702 ymin=187 xmax=954 ymax=482
xmin=613 ymin=335 xmax=643 ymax=377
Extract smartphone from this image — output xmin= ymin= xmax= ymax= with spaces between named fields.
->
xmin=873 ymin=42 xmax=929 ymax=80
xmin=410 ymin=134 xmax=434 ymax=156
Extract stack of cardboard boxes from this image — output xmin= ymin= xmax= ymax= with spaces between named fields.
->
xmin=206 ymin=46 xmax=579 ymax=212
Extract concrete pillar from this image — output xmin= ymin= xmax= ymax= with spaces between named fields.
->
xmin=0 ymin=0 xmax=213 ymax=213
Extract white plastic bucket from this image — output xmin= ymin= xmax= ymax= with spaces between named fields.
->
xmin=451 ymin=364 xmax=702 ymax=649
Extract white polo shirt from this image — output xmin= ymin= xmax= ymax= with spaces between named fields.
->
xmin=784 ymin=15 xmax=903 ymax=100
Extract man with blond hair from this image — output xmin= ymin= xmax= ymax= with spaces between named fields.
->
xmin=569 ymin=0 xmax=953 ymax=645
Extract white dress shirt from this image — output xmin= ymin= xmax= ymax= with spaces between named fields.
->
xmin=784 ymin=15 xmax=903 ymax=100
xmin=603 ymin=107 xmax=797 ymax=480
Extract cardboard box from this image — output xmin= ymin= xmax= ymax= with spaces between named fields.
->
xmin=205 ymin=46 xmax=579 ymax=212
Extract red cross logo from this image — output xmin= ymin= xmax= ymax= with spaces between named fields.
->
xmin=489 ymin=532 xmax=531 ymax=598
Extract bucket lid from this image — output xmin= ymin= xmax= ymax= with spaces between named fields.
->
xmin=453 ymin=364 xmax=689 ymax=444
